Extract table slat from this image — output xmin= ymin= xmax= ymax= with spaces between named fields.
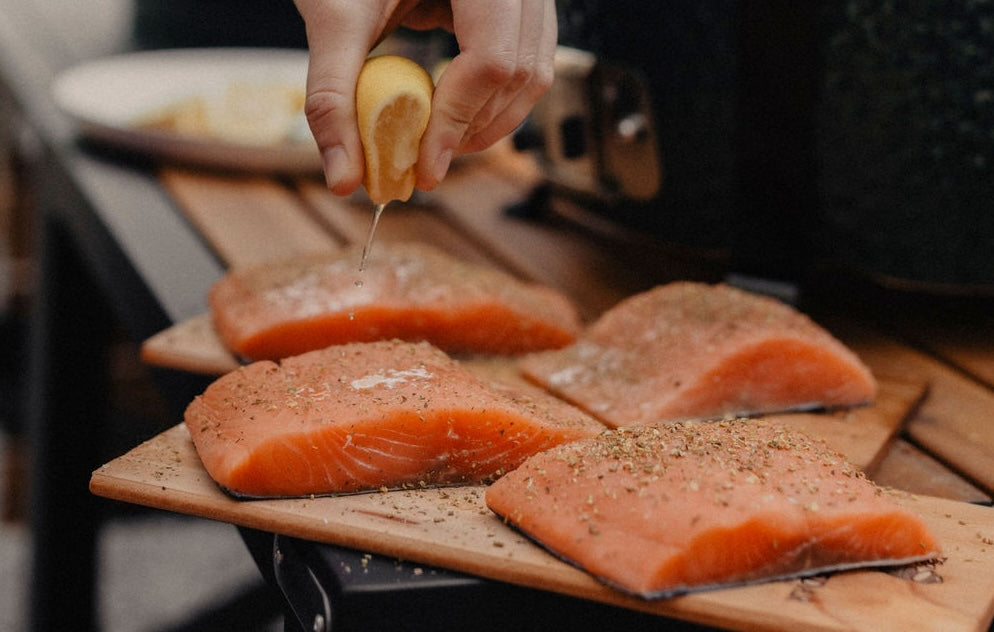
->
xmin=160 ymin=168 xmax=340 ymax=268
xmin=147 ymin=158 xmax=994 ymax=503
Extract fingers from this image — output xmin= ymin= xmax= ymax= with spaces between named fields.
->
xmin=395 ymin=0 xmax=454 ymax=31
xmin=458 ymin=0 xmax=557 ymax=154
xmin=294 ymin=0 xmax=395 ymax=195
xmin=415 ymin=0 xmax=556 ymax=190
xmin=296 ymin=0 xmax=557 ymax=196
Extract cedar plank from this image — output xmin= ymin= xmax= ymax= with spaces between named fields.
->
xmin=90 ymin=423 xmax=994 ymax=632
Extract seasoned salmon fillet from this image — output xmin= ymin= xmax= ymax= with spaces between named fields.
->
xmin=209 ymin=241 xmax=581 ymax=360
xmin=184 ymin=339 xmax=605 ymax=497
xmin=518 ymin=282 xmax=877 ymax=426
xmin=485 ymin=419 xmax=941 ymax=599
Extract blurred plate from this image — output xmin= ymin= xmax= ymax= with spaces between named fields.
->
xmin=52 ymin=48 xmax=321 ymax=173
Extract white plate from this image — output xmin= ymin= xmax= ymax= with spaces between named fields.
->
xmin=52 ymin=48 xmax=322 ymax=173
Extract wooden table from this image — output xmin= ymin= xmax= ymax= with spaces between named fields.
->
xmin=141 ymin=150 xmax=994 ymax=504
xmin=97 ymin=148 xmax=994 ymax=631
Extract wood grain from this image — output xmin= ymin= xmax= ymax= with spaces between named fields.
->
xmin=159 ymin=168 xmax=340 ymax=268
xmin=139 ymin=316 xmax=921 ymax=473
xmin=142 ymin=157 xmax=994 ymax=502
xmin=140 ymin=312 xmax=240 ymax=376
xmin=90 ymin=423 xmax=994 ymax=632
xmin=119 ymin=153 xmax=994 ymax=630
xmin=871 ymin=438 xmax=992 ymax=504
xmin=827 ymin=317 xmax=994 ymax=497
xmin=140 ymin=309 xmax=989 ymax=503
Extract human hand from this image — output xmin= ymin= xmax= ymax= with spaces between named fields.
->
xmin=293 ymin=0 xmax=557 ymax=196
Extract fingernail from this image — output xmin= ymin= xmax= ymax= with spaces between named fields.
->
xmin=322 ymin=145 xmax=348 ymax=191
xmin=432 ymin=149 xmax=453 ymax=185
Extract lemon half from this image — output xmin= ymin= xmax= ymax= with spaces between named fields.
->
xmin=356 ymin=55 xmax=434 ymax=204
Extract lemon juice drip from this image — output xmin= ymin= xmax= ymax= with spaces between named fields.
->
xmin=359 ymin=202 xmax=387 ymax=273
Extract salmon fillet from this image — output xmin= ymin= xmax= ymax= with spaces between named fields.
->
xmin=518 ymin=282 xmax=877 ymax=426
xmin=209 ymin=241 xmax=581 ymax=360
xmin=183 ymin=339 xmax=606 ymax=497
xmin=485 ymin=419 xmax=941 ymax=599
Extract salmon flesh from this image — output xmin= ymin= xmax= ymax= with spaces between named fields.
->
xmin=184 ymin=339 xmax=606 ymax=497
xmin=209 ymin=241 xmax=582 ymax=361
xmin=485 ymin=419 xmax=941 ymax=599
xmin=518 ymin=282 xmax=878 ymax=426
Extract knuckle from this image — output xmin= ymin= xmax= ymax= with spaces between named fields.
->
xmin=508 ymin=64 xmax=533 ymax=93
xmin=477 ymin=55 xmax=518 ymax=87
xmin=532 ymin=60 xmax=555 ymax=94
xmin=438 ymin=99 xmax=477 ymax=127
xmin=302 ymin=88 xmax=350 ymax=127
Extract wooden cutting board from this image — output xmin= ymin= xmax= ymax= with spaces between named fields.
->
xmin=141 ymin=313 xmax=239 ymax=376
xmin=140 ymin=316 xmax=920 ymax=472
xmin=152 ymin=165 xmax=994 ymax=500
xmin=141 ymin=314 xmax=927 ymax=479
xmin=90 ymin=423 xmax=994 ymax=632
